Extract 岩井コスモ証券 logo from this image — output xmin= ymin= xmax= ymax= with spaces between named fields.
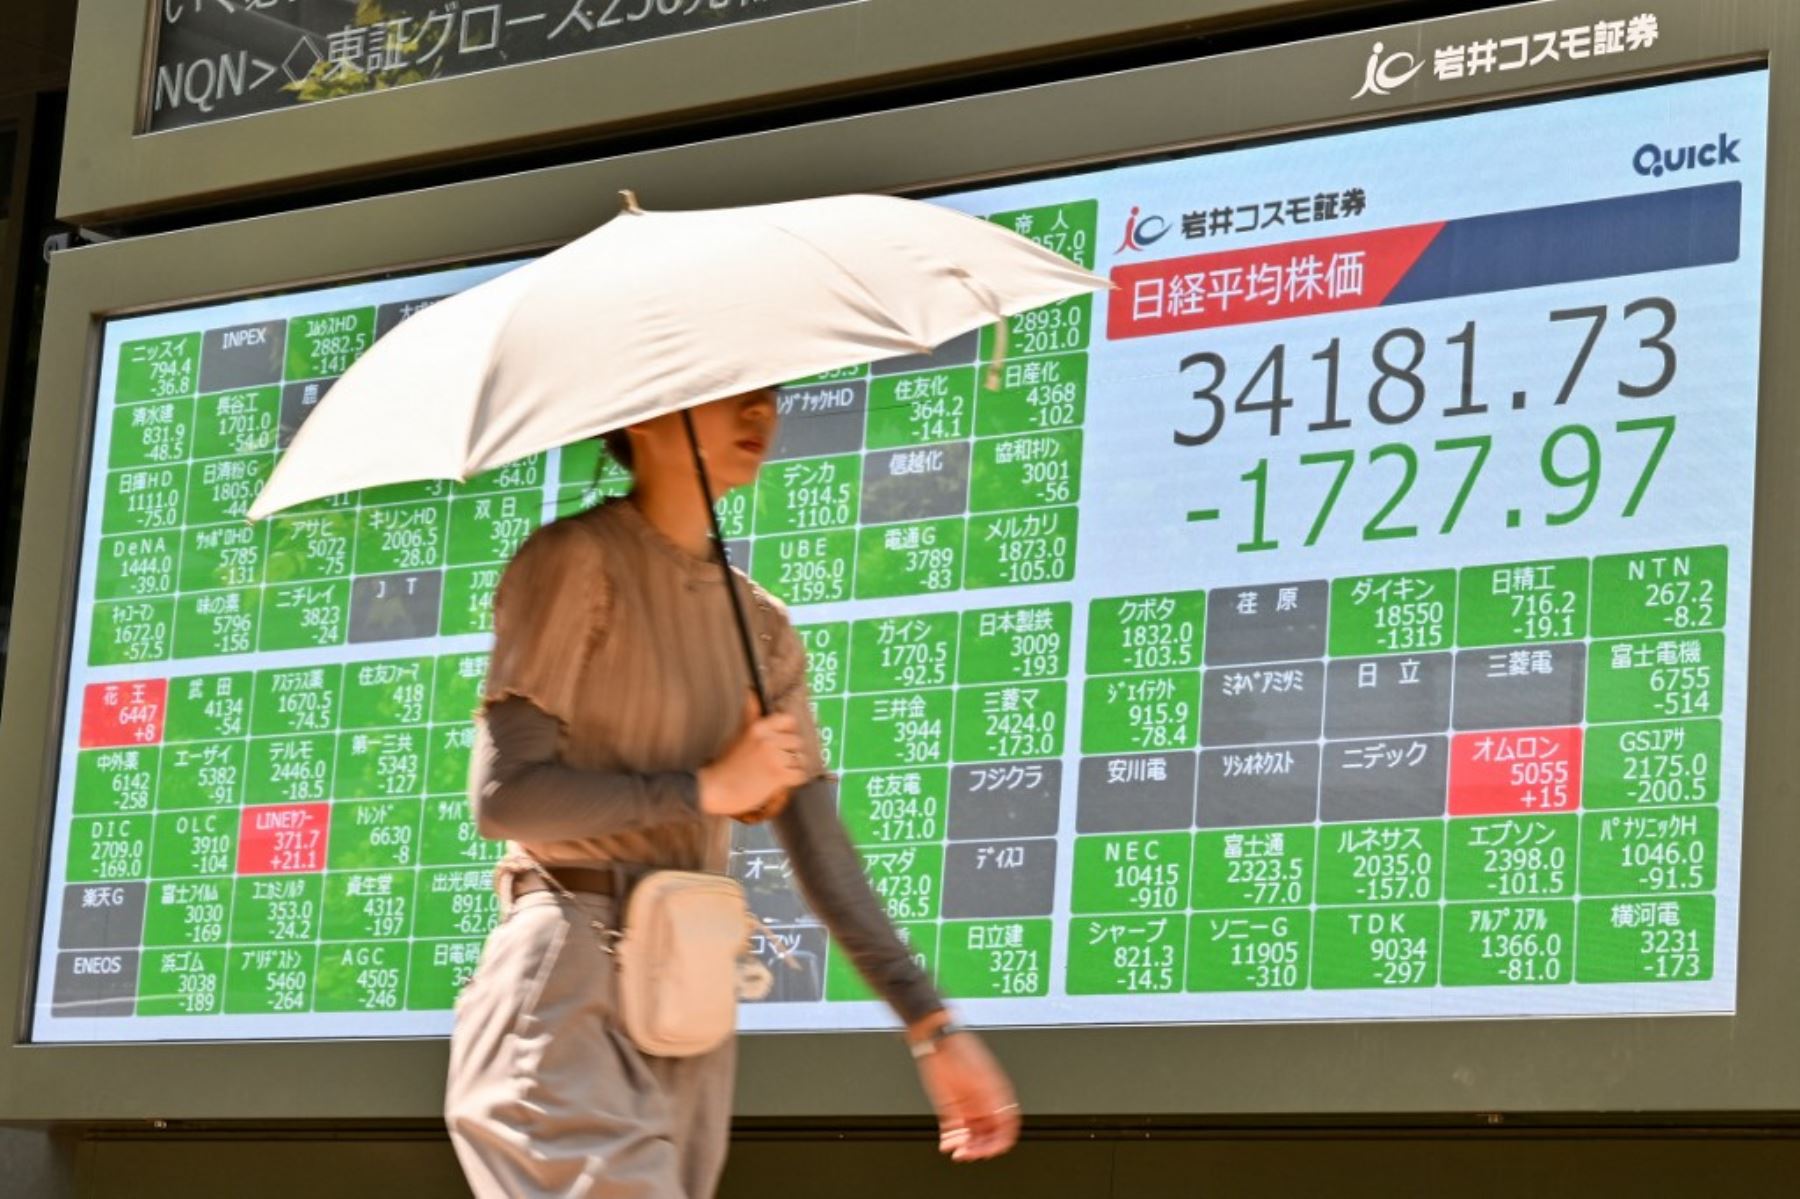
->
xmin=1116 ymin=206 xmax=1171 ymax=254
xmin=1353 ymin=42 xmax=1426 ymax=98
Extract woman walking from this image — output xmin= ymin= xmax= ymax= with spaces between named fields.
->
xmin=446 ymin=387 xmax=1020 ymax=1197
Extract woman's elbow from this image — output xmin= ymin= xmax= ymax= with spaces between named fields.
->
xmin=471 ymin=785 xmax=517 ymax=842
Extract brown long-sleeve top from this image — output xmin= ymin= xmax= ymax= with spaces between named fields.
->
xmin=470 ymin=496 xmax=943 ymax=1025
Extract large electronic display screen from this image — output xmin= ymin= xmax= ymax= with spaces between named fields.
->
xmin=34 ymin=68 xmax=1765 ymax=1042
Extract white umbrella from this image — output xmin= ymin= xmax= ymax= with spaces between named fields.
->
xmin=247 ymin=190 xmax=1110 ymax=707
xmin=248 ymin=192 xmax=1108 ymax=519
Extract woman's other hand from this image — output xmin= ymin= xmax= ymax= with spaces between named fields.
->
xmin=911 ymin=1019 xmax=1021 ymax=1162
xmin=696 ymin=694 xmax=808 ymax=818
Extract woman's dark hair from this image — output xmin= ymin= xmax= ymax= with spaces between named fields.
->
xmin=599 ymin=428 xmax=634 ymax=474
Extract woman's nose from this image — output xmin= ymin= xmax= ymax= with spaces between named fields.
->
xmin=741 ymin=390 xmax=777 ymax=426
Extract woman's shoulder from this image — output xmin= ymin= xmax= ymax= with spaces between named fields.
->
xmin=509 ymin=501 xmax=627 ymax=567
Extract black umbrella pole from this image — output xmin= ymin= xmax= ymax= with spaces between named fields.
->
xmin=681 ymin=409 xmax=772 ymax=715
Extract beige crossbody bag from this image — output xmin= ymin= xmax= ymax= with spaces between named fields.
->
xmin=611 ymin=868 xmax=775 ymax=1058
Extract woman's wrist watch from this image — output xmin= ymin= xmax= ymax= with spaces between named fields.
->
xmin=907 ymin=1018 xmax=965 ymax=1059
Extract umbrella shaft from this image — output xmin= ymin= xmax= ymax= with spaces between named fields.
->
xmin=681 ymin=409 xmax=772 ymax=714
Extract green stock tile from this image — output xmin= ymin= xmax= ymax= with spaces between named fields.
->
xmin=74 ymin=747 xmax=158 ymax=816
xmin=341 ymin=657 xmax=433 ymax=728
xmin=149 ymin=808 xmax=238 ymax=879
xmin=827 ymin=923 xmax=938 ymax=1002
xmin=1085 ymin=591 xmax=1204 ymax=676
xmin=849 ymin=611 xmax=958 ymax=693
xmin=843 ymin=689 xmax=952 ymax=769
xmin=1456 ymin=557 xmax=1589 ymax=647
xmin=866 ymin=368 xmax=975 ymax=449
xmin=422 ymin=795 xmax=502 ymax=867
xmin=1071 ymin=832 xmax=1191 ymax=914
xmin=229 ymin=874 xmax=323 ymax=945
xmin=854 ymin=518 xmax=964 ymax=600
xmin=935 ymin=919 xmax=1051 ymax=999
xmin=355 ymin=499 xmax=448 ymax=574
xmin=193 ymin=387 xmax=280 ymax=459
xmin=156 ymin=739 xmax=245 ymax=810
xmin=981 ymin=295 xmax=1093 ymax=360
xmin=264 ymin=510 xmax=355 ymax=582
xmin=336 ymin=728 xmax=428 ymax=800
xmin=322 ymin=870 xmax=417 ymax=941
xmin=313 ymin=941 xmax=409 ymax=1013
xmin=108 ymin=397 xmax=194 ymax=469
xmin=457 ymin=453 xmax=547 ymax=495
xmin=966 ymin=506 xmax=1076 ymax=590
xmin=1444 ymin=814 xmax=1576 ymax=902
xmin=755 ymin=453 xmax=861 ymax=534
xmin=223 ymin=944 xmax=318 ymax=1014
xmin=1067 ymin=915 xmax=1186 ymax=995
xmin=1186 ymin=909 xmax=1310 ymax=992
xmin=987 ymin=200 xmax=1098 ymax=268
xmin=164 ymin=672 xmax=252 ymax=741
xmin=185 ymin=454 xmax=274 ymax=527
xmin=251 ymin=665 xmax=342 ymax=737
xmin=286 ymin=307 xmax=375 ymax=380
xmin=415 ymin=867 xmax=501 ymax=939
xmin=89 ymin=598 xmax=175 ymax=666
xmin=952 ymin=681 xmax=1065 ymax=763
xmin=1582 ymin=719 xmax=1720 ymax=809
xmin=794 ymin=623 xmax=848 ymax=696
xmin=179 ymin=521 xmax=267 ymax=592
xmin=101 ymin=465 xmax=187 ymax=537
xmin=1587 ymin=633 xmax=1723 ymax=723
xmin=1329 ymin=570 xmax=1456 ymax=656
xmin=1575 ymin=895 xmax=1713 ymax=983
xmin=1441 ymin=901 xmax=1574 ymax=987
xmin=136 ymin=948 xmax=228 ymax=1017
xmin=1190 ymin=826 xmax=1315 ymax=910
xmin=859 ymin=843 xmax=944 ymax=923
xmin=432 ymin=652 xmax=491 ymax=723
xmin=958 ymin=602 xmax=1070 ymax=684
xmin=258 ymin=580 xmax=351 ymax=650
xmin=427 ymin=724 xmax=478 ymax=796
xmin=1312 ymin=904 xmax=1441 ymax=989
xmin=95 ymin=532 xmax=179 ymax=601
xmin=838 ymin=769 xmax=948 ymax=846
xmin=142 ymin=878 xmax=232 ymax=948
xmin=1579 ymin=807 xmax=1717 ymax=896
xmin=969 ymin=429 xmax=1082 ymax=513
xmin=442 ymin=563 xmax=504 ymax=636
xmin=974 ymin=352 xmax=1087 ymax=437
xmin=407 ymin=939 xmax=486 ymax=1010
xmin=67 ymin=815 xmax=151 ymax=883
xmin=245 ymin=734 xmax=334 ymax=806
xmin=115 ymin=333 xmax=200 ymax=403
xmin=1081 ymin=670 xmax=1199 ymax=755
xmin=1316 ymin=820 xmax=1444 ymax=905
xmin=173 ymin=587 xmax=261 ymax=660
xmin=750 ymin=529 xmax=855 ymax=606
xmin=448 ymin=490 xmax=542 ymax=566
xmin=327 ymin=799 xmax=424 ymax=870
xmin=1591 ymin=547 xmax=1726 ymax=638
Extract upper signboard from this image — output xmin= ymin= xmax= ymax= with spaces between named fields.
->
xmin=148 ymin=0 xmax=863 ymax=131
xmin=63 ymin=1 xmax=1406 ymax=224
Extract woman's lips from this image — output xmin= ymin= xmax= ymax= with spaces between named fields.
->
xmin=736 ymin=438 xmax=767 ymax=455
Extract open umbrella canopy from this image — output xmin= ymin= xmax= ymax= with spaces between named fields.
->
xmin=246 ymin=192 xmax=1109 ymax=522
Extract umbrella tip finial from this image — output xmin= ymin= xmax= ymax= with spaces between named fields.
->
xmin=620 ymin=189 xmax=643 ymax=214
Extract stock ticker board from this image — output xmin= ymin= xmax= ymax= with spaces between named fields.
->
xmin=35 ymin=69 xmax=1762 ymax=1040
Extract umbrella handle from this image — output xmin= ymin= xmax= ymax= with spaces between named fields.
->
xmin=681 ymin=409 xmax=773 ymax=716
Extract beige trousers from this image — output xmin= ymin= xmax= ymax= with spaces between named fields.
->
xmin=446 ymin=891 xmax=737 ymax=1198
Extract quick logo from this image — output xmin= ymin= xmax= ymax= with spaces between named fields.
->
xmin=1634 ymin=134 xmax=1742 ymax=178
